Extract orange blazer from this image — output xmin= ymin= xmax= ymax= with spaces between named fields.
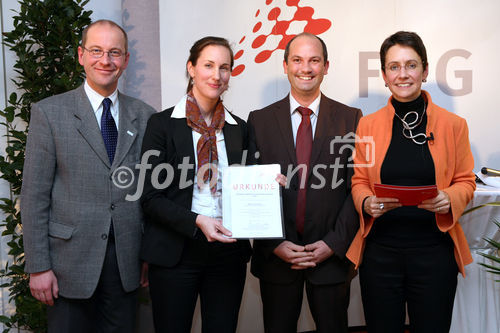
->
xmin=346 ymin=91 xmax=475 ymax=276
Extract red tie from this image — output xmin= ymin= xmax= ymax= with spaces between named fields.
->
xmin=295 ymin=106 xmax=313 ymax=234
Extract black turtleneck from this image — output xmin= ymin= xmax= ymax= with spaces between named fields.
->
xmin=368 ymin=94 xmax=448 ymax=247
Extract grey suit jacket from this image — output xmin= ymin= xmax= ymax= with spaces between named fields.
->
xmin=21 ymin=84 xmax=155 ymax=298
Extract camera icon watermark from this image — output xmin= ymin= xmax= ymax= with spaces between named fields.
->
xmin=330 ymin=132 xmax=375 ymax=168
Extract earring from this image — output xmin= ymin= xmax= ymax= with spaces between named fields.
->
xmin=422 ymin=79 xmax=427 ymax=83
xmin=384 ymin=83 xmax=388 ymax=87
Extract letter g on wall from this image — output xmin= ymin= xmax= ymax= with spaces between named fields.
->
xmin=436 ymin=49 xmax=472 ymax=96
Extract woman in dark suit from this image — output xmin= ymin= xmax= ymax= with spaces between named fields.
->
xmin=140 ymin=36 xmax=251 ymax=333
xmin=347 ymin=31 xmax=476 ymax=333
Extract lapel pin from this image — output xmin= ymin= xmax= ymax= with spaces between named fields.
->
xmin=127 ymin=130 xmax=134 ymax=136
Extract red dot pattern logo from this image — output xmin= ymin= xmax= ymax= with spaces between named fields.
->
xmin=232 ymin=0 xmax=332 ymax=77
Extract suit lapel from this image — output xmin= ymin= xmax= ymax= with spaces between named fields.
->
xmin=73 ymin=86 xmax=111 ymax=168
xmin=112 ymin=93 xmax=138 ymax=169
xmin=274 ymin=96 xmax=297 ymax=165
xmin=223 ymin=122 xmax=242 ymax=165
xmin=309 ymin=94 xmax=335 ymax=168
xmin=172 ymin=118 xmax=196 ymax=181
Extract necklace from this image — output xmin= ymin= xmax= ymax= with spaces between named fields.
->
xmin=393 ymin=102 xmax=428 ymax=145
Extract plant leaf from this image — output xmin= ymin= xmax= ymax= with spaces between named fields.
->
xmin=462 ymin=201 xmax=500 ymax=215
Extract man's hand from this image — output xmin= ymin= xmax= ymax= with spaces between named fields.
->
xmin=273 ymin=240 xmax=316 ymax=270
xmin=30 ymin=270 xmax=59 ymax=306
xmin=304 ymin=240 xmax=334 ymax=265
xmin=275 ymin=173 xmax=287 ymax=187
xmin=195 ymin=215 xmax=236 ymax=243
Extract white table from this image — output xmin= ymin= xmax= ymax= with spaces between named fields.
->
xmin=451 ymin=185 xmax=500 ymax=333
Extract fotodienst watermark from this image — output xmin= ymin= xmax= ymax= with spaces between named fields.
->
xmin=113 ymin=133 xmax=375 ymax=201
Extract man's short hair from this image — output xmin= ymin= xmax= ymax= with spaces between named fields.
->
xmin=81 ymin=19 xmax=128 ymax=52
xmin=283 ymin=32 xmax=328 ymax=64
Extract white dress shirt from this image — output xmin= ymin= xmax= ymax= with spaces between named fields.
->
xmin=289 ymin=93 xmax=321 ymax=146
xmin=84 ymin=80 xmax=119 ymax=129
xmin=171 ymin=95 xmax=237 ymax=219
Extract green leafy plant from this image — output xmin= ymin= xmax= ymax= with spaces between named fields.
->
xmin=0 ymin=1 xmax=91 ymax=331
xmin=477 ymin=220 xmax=500 ymax=281
xmin=462 ymin=202 xmax=500 ymax=282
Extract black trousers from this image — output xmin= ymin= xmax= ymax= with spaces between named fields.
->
xmin=148 ymin=259 xmax=247 ymax=333
xmin=259 ymin=272 xmax=351 ymax=333
xmin=47 ymin=240 xmax=138 ymax=333
xmin=359 ymin=239 xmax=458 ymax=333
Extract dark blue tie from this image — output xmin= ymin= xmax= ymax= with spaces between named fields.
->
xmin=101 ymin=98 xmax=118 ymax=163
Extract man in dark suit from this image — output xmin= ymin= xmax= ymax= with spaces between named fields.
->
xmin=248 ymin=33 xmax=362 ymax=333
xmin=21 ymin=20 xmax=155 ymax=332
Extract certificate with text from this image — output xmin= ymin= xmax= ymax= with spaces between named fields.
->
xmin=222 ymin=164 xmax=284 ymax=239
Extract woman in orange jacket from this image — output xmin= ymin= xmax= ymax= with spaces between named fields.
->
xmin=346 ymin=31 xmax=475 ymax=333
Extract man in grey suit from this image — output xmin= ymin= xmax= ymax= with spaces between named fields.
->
xmin=21 ymin=19 xmax=155 ymax=332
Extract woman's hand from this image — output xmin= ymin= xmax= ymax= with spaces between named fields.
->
xmin=195 ymin=215 xmax=236 ymax=243
xmin=363 ymin=195 xmax=401 ymax=218
xmin=418 ymin=190 xmax=450 ymax=214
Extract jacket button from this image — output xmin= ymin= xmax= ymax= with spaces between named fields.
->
xmin=101 ymin=234 xmax=108 ymax=240
xmin=110 ymin=204 xmax=115 ymax=210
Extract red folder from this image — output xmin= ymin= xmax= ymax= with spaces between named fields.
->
xmin=373 ymin=184 xmax=438 ymax=206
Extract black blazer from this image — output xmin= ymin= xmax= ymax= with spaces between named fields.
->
xmin=248 ymin=94 xmax=361 ymax=285
xmin=140 ymin=106 xmax=251 ymax=267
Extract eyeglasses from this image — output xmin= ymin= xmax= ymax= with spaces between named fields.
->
xmin=83 ymin=47 xmax=124 ymax=58
xmin=385 ymin=61 xmax=421 ymax=73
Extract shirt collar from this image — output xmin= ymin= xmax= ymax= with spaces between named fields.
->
xmin=84 ymin=80 xmax=119 ymax=114
xmin=171 ymin=95 xmax=237 ymax=125
xmin=289 ymin=93 xmax=321 ymax=117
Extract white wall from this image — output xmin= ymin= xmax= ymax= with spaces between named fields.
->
xmin=159 ymin=0 xmax=500 ymax=173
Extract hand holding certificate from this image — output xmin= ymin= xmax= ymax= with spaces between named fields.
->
xmin=222 ymin=164 xmax=284 ymax=239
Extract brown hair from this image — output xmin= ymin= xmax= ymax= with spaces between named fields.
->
xmin=380 ymin=31 xmax=427 ymax=72
xmin=186 ymin=36 xmax=234 ymax=93
xmin=81 ymin=19 xmax=128 ymax=52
